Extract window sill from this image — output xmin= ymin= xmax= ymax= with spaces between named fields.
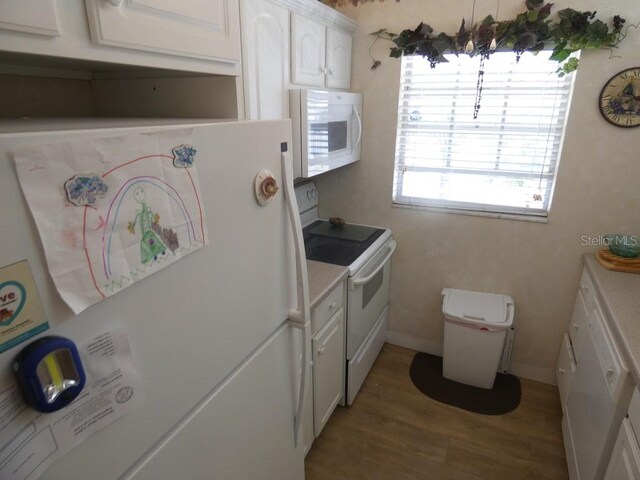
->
xmin=391 ymin=202 xmax=549 ymax=224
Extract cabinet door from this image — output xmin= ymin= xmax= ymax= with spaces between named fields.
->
xmin=569 ymin=289 xmax=589 ymax=363
xmin=291 ymin=13 xmax=326 ymax=87
xmin=0 ymin=0 xmax=60 ymax=36
xmin=312 ymin=308 xmax=345 ymax=436
xmin=326 ymin=28 xmax=352 ymax=89
xmin=604 ymin=419 xmax=640 ymax=480
xmin=84 ymin=0 xmax=241 ymax=62
xmin=556 ymin=333 xmax=576 ymax=411
xmin=241 ymin=0 xmax=289 ymax=120
xmin=302 ymin=344 xmax=314 ymax=456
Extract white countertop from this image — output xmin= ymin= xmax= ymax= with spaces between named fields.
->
xmin=307 ymin=260 xmax=348 ymax=309
xmin=583 ymin=254 xmax=640 ymax=384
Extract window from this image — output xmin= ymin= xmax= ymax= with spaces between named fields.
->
xmin=393 ymin=52 xmax=575 ymax=218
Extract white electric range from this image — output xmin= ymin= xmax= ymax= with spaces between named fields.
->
xmin=296 ymin=182 xmax=396 ymax=405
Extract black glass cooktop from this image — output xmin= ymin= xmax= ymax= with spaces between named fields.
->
xmin=303 ymin=220 xmax=385 ymax=266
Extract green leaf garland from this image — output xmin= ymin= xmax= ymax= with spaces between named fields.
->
xmin=368 ymin=2 xmax=630 ymax=75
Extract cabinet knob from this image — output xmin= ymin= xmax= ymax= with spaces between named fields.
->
xmin=327 ymin=68 xmax=334 ymax=76
xmin=558 ymin=368 xmax=565 ymax=375
xmin=329 ymin=302 xmax=337 ymax=310
xmin=317 ymin=346 xmax=325 ymax=356
xmin=106 ymin=0 xmax=122 ymax=5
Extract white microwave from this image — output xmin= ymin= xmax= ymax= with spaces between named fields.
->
xmin=290 ymin=89 xmax=363 ymax=179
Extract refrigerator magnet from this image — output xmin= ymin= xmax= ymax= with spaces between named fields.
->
xmin=0 ymin=260 xmax=49 ymax=354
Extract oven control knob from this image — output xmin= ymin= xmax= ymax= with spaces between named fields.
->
xmin=254 ymin=170 xmax=279 ymax=206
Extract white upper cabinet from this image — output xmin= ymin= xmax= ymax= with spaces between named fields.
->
xmin=241 ymin=0 xmax=290 ymax=119
xmin=291 ymin=13 xmax=326 ymax=88
xmin=240 ymin=1 xmax=356 ymax=119
xmin=291 ymin=13 xmax=352 ymax=90
xmin=0 ymin=0 xmax=60 ymax=37
xmin=84 ymin=0 xmax=241 ymax=63
xmin=326 ymin=28 xmax=352 ymax=89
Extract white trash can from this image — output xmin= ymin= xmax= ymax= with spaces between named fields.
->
xmin=442 ymin=288 xmax=514 ymax=389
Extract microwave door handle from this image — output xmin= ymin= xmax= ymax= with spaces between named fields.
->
xmin=351 ymin=105 xmax=362 ymax=154
xmin=349 ymin=240 xmax=396 ymax=289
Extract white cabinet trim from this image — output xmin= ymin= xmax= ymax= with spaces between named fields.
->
xmin=268 ymin=0 xmax=357 ymax=32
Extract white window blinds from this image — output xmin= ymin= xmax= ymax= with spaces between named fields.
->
xmin=393 ymin=52 xmax=575 ymax=217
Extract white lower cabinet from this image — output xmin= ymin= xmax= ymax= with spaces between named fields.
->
xmin=303 ymin=280 xmax=346 ymax=454
xmin=569 ymin=288 xmax=589 ymax=360
xmin=605 ymin=418 xmax=640 ymax=479
xmin=556 ymin=333 xmax=576 ymax=411
xmin=557 ymin=267 xmax=595 ymax=412
xmin=313 ymin=307 xmax=345 ymax=436
xmin=606 ymin=389 xmax=640 ymax=479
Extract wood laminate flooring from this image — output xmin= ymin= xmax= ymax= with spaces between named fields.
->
xmin=305 ymin=344 xmax=568 ymax=480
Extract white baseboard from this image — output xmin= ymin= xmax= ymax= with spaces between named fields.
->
xmin=386 ymin=330 xmax=557 ymax=386
xmin=508 ymin=362 xmax=557 ymax=386
xmin=386 ymin=331 xmax=443 ymax=356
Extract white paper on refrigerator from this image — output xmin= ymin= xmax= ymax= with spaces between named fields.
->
xmin=14 ymin=129 xmax=208 ymax=314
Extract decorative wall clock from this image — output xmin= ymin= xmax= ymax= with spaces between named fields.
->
xmin=599 ymin=67 xmax=640 ymax=128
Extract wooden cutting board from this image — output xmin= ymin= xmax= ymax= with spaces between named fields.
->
xmin=596 ymin=249 xmax=640 ymax=274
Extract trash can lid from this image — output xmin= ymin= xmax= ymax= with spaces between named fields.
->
xmin=442 ymin=288 xmax=514 ymax=329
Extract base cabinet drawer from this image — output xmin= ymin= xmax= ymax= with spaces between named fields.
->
xmin=312 ymin=282 xmax=344 ymax=335
xmin=557 ymin=333 xmax=576 ymax=411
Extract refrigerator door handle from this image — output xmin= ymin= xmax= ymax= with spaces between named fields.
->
xmin=281 ymin=150 xmax=310 ymax=448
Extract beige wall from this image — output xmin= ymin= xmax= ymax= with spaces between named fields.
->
xmin=315 ymin=0 xmax=640 ymax=383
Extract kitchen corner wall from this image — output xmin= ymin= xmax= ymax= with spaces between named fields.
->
xmin=314 ymin=0 xmax=640 ymax=384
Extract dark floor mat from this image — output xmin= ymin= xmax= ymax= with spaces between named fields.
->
xmin=409 ymin=352 xmax=521 ymax=415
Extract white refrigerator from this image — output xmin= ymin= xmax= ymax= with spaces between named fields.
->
xmin=0 ymin=119 xmax=309 ymax=480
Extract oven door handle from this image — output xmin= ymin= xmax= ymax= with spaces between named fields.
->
xmin=349 ymin=240 xmax=396 ymax=289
